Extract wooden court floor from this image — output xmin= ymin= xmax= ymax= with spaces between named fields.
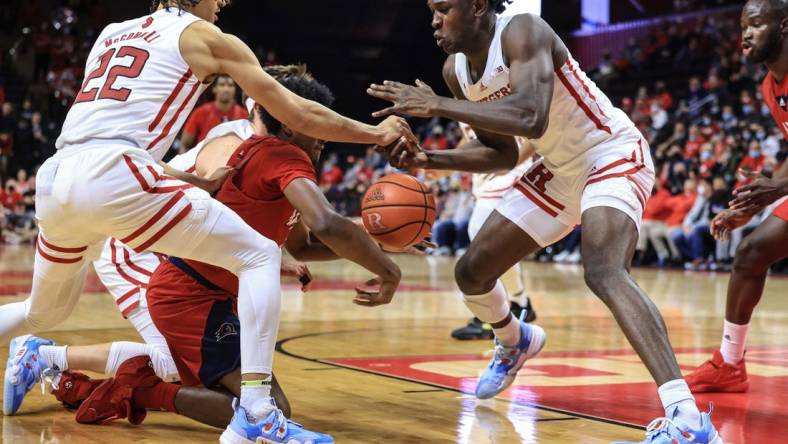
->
xmin=1 ymin=243 xmax=787 ymax=443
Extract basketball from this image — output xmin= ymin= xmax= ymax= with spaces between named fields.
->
xmin=361 ymin=174 xmax=436 ymax=249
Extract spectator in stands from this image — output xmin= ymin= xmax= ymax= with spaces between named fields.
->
xmin=0 ymin=102 xmax=14 ymax=178
xmin=553 ymin=227 xmax=582 ymax=264
xmin=659 ymin=178 xmax=699 ymax=263
xmin=432 ymin=176 xmax=473 ymax=256
xmin=180 ymin=75 xmax=248 ymax=151
xmin=422 ymin=125 xmax=449 ymax=151
xmin=671 ymin=178 xmax=713 ymax=269
xmin=684 ymin=124 xmax=706 ymax=158
xmin=319 ymin=152 xmax=344 ymax=188
xmin=0 ymin=179 xmax=21 ymax=210
xmin=637 ymin=181 xmax=674 ymax=266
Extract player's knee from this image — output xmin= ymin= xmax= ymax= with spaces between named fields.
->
xmin=583 ymin=260 xmax=623 ymax=299
xmin=244 ymin=234 xmax=281 ymax=270
xmin=733 ymin=236 xmax=770 ymax=275
xmin=24 ymin=306 xmax=68 ymax=331
xmin=455 ymin=250 xmax=496 ymax=295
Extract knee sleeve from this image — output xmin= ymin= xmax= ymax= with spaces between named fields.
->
xmin=462 ymin=280 xmax=510 ymax=323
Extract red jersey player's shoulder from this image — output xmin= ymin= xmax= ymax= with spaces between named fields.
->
xmin=231 ymin=135 xmax=316 ymax=183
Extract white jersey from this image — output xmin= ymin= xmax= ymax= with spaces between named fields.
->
xmin=56 ymin=8 xmax=208 ymax=161
xmin=454 ymin=15 xmax=641 ymax=176
xmin=458 ymin=122 xmax=532 ymax=201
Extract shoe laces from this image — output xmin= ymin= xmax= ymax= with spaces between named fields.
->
xmin=491 ymin=342 xmax=518 ymax=368
xmin=39 ymin=367 xmax=60 ymax=394
xmin=644 ymin=417 xmax=681 ymax=440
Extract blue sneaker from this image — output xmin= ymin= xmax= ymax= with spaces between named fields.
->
xmin=613 ymin=407 xmax=724 ymax=444
xmin=475 ymin=321 xmax=546 ymax=399
xmin=220 ymin=399 xmax=334 ymax=444
xmin=3 ymin=335 xmax=56 ymax=415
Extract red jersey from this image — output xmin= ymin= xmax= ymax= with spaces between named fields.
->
xmin=185 ymin=135 xmax=317 ymax=294
xmin=665 ymin=192 xmax=697 ymax=227
xmin=183 ymin=102 xmax=248 ymax=143
xmin=762 ymin=71 xmax=788 ymax=138
xmin=642 ymin=187 xmax=672 ymax=222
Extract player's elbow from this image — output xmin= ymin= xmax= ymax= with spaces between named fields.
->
xmin=303 ymin=209 xmax=341 ymax=239
xmin=518 ymin=113 xmax=548 ymax=139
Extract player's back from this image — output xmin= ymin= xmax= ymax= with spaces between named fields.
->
xmin=56 ymin=8 xmax=208 ymax=161
xmin=454 ymin=14 xmax=641 ymax=176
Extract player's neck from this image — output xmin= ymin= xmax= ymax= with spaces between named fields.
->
xmin=464 ymin=17 xmax=497 ymax=76
xmin=767 ymin=57 xmax=788 ymax=84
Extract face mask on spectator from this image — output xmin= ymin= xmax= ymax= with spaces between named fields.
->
xmin=697 ymin=185 xmax=706 ymax=194
xmin=742 ymin=105 xmax=753 ymax=114
xmin=756 ymin=130 xmax=766 ymax=140
xmin=700 ymin=151 xmax=712 ymax=161
xmin=749 ymin=150 xmax=761 ymax=159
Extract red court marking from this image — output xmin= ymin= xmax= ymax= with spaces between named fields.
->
xmin=326 ymin=347 xmax=788 ymax=443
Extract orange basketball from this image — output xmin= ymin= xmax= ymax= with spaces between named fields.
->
xmin=361 ymin=174 xmax=436 ymax=249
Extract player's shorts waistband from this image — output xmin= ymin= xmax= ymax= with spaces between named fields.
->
xmin=56 ymin=138 xmax=141 ymax=156
xmin=168 ymin=257 xmax=223 ymax=292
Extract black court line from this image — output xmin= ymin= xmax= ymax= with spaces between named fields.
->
xmin=275 ymin=329 xmax=646 ymax=432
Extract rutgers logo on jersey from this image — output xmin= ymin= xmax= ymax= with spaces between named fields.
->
xmin=285 ymin=210 xmax=301 ymax=228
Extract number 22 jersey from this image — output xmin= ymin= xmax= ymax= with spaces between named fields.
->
xmin=56 ymin=8 xmax=207 ymax=161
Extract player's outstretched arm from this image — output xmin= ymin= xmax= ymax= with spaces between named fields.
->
xmin=180 ymin=21 xmax=415 ymax=147
xmin=368 ymin=14 xmax=554 ymax=139
xmin=284 ymin=221 xmax=339 ymax=262
xmin=283 ymin=178 xmax=401 ymax=306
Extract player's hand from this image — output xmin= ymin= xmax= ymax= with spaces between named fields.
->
xmin=710 ymin=209 xmax=753 ymax=241
xmin=281 ymin=258 xmax=313 ymax=291
xmin=376 ymin=137 xmax=428 ymax=170
xmin=353 ymin=275 xmax=399 ymax=307
xmin=203 ymin=166 xmax=235 ymax=195
xmin=375 ymin=115 xmax=419 ymax=147
xmin=730 ymin=169 xmax=788 ymax=214
xmin=368 ymin=80 xmax=441 ymax=119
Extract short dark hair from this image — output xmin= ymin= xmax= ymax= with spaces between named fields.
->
xmin=490 ymin=0 xmax=513 ymax=14
xmin=256 ymin=68 xmax=335 ymax=135
xmin=149 ymin=0 xmax=233 ymax=13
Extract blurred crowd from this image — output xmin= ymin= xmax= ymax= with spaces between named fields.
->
xmin=0 ymin=5 xmax=785 ymax=274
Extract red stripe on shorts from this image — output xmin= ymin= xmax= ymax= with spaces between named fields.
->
xmin=119 ymin=191 xmax=186 ymax=245
xmin=627 ymin=176 xmax=647 ymax=210
xmin=133 ymin=203 xmax=192 ymax=253
xmin=115 ymin=287 xmax=139 ymax=306
xmin=38 ymin=235 xmax=87 ymax=253
xmin=585 ymin=165 xmax=645 ymax=188
xmin=523 ymin=180 xmax=565 ymax=210
xmin=124 ymin=155 xmax=151 ymax=191
xmin=110 ymin=240 xmax=147 ymax=288
xmin=123 ymin=248 xmax=153 ymax=277
xmin=121 ymin=301 xmax=140 ymax=318
xmin=514 ymin=183 xmax=558 ymax=217
xmin=36 ymin=238 xmax=83 ymax=264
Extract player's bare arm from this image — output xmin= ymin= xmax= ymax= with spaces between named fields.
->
xmin=284 ymin=221 xmax=340 ymax=262
xmin=283 ymin=178 xmax=401 ymax=306
xmin=157 ymin=161 xmax=233 ymax=195
xmin=730 ymin=162 xmax=788 ymax=213
xmin=180 ymin=21 xmax=416 ymax=147
xmin=368 ymin=14 xmax=558 ymax=138
xmin=380 ymin=55 xmax=519 ymax=173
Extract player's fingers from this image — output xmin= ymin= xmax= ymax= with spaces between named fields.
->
xmin=382 ymin=80 xmax=405 ymax=88
xmin=738 ymin=168 xmax=758 ymax=179
xmin=367 ymin=88 xmax=400 ymax=103
xmin=371 ymin=107 xmax=398 ymax=118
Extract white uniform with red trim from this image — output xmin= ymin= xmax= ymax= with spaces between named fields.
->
xmin=56 ymin=8 xmax=207 ymax=161
xmin=453 ymin=14 xmax=655 ymax=246
xmin=89 ymin=119 xmax=255 ymax=378
xmin=4 ymin=9 xmax=282 ymax=381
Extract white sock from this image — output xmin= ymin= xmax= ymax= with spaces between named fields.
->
xmin=720 ymin=320 xmax=748 ymax=364
xmin=105 ymin=341 xmax=150 ymax=376
xmin=39 ymin=345 xmax=69 ymax=370
xmin=494 ymin=315 xmax=522 ymax=347
xmin=658 ymin=379 xmax=701 ymax=429
xmin=240 ymin=377 xmax=275 ymax=419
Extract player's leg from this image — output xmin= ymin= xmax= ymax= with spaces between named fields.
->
xmin=685 ymin=213 xmax=788 ymax=393
xmin=452 ymin=200 xmax=535 ymax=340
xmin=456 ymin=166 xmax=577 ymax=398
xmin=581 ymin=152 xmax=721 ymax=442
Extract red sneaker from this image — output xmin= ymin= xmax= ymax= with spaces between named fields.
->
xmin=685 ymin=350 xmax=749 ymax=393
xmin=75 ymin=356 xmax=156 ymax=425
xmin=52 ymin=371 xmax=104 ymax=409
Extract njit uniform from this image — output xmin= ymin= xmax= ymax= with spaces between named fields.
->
xmin=758 ymin=72 xmax=788 ymax=222
xmin=146 ymin=135 xmax=316 ymax=386
xmin=453 ymin=15 xmax=655 ymax=246
xmin=88 ymin=119 xmax=254 ymax=381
